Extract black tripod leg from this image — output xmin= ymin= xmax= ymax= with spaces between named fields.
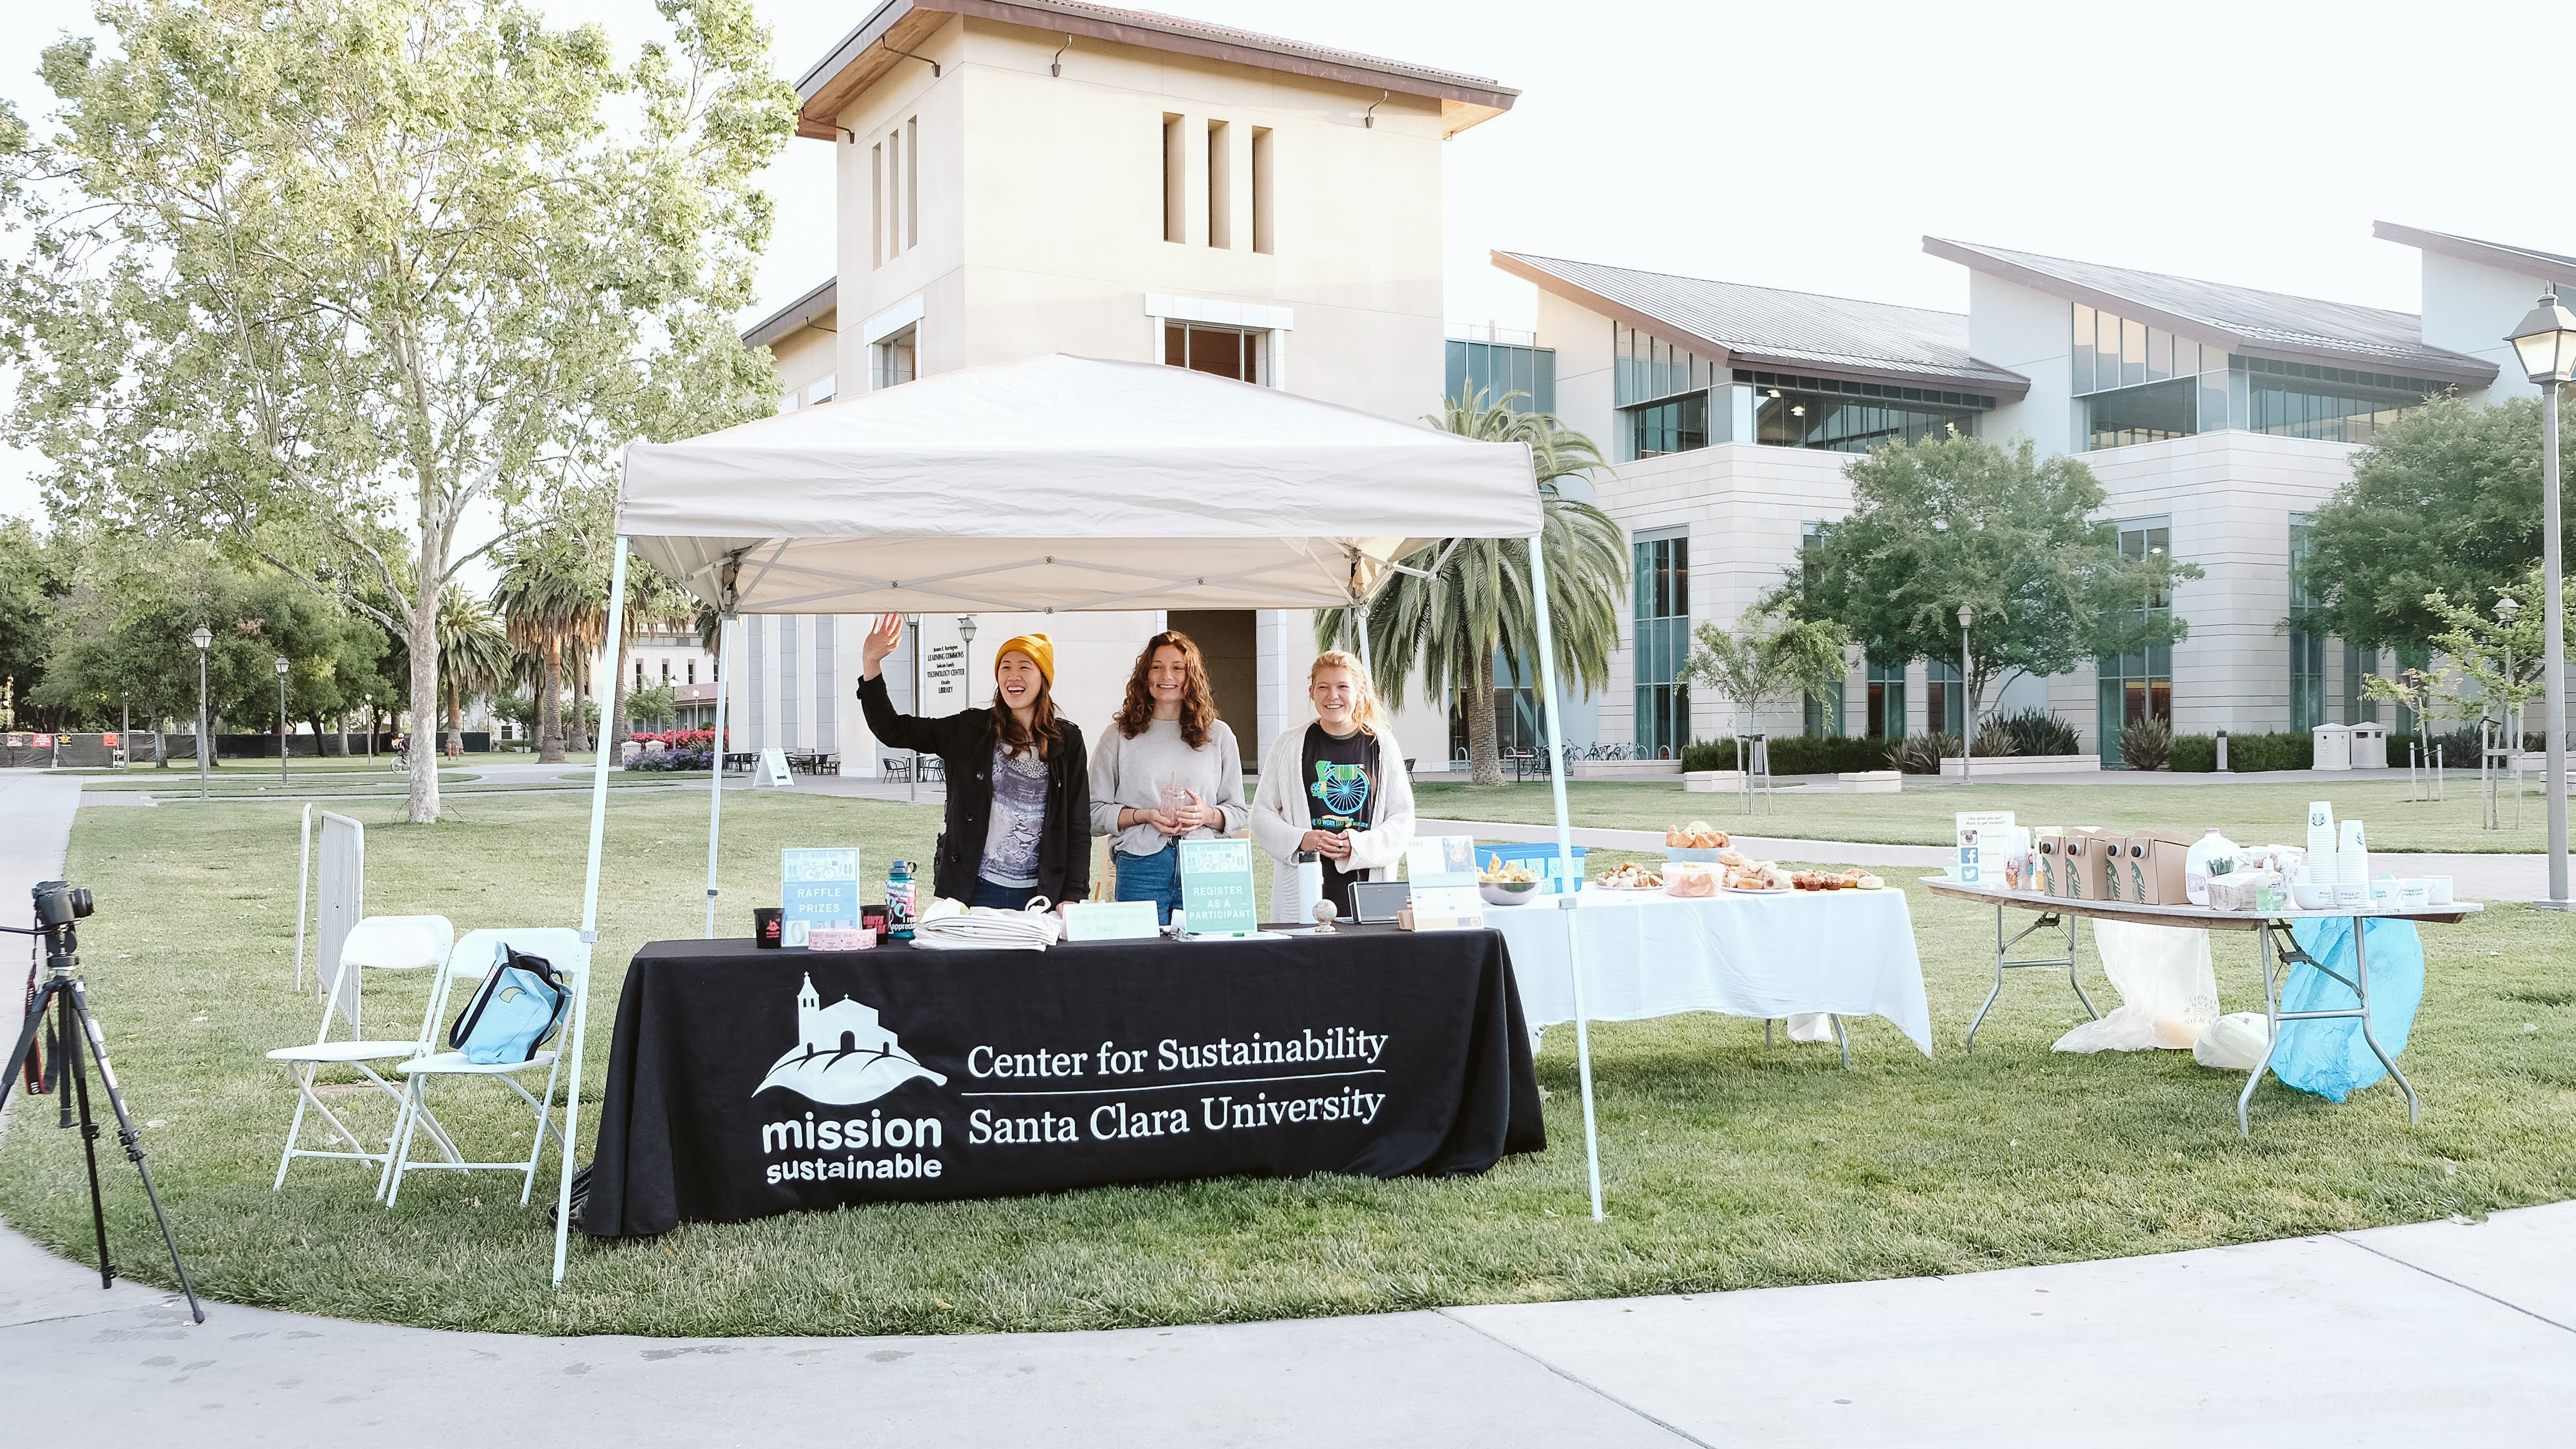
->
xmin=66 ymin=980 xmax=202 ymax=1322
xmin=0 ymin=976 xmax=58 ymax=1118
xmin=59 ymin=993 xmax=114 ymax=1290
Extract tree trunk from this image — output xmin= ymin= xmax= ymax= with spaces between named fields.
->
xmin=406 ymin=559 xmax=442 ymax=822
xmin=608 ymin=627 xmax=632 ymax=764
xmin=1469 ymin=644 xmax=1505 ymax=787
xmin=538 ymin=634 xmax=565 ymax=764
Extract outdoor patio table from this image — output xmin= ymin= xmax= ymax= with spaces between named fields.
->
xmin=580 ymin=926 xmax=1545 ymax=1237
xmin=1486 ymin=889 xmax=1933 ymax=1064
xmin=1922 ymin=879 xmax=2482 ymax=1133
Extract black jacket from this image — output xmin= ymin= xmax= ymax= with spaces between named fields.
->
xmin=858 ymin=673 xmax=1091 ymax=905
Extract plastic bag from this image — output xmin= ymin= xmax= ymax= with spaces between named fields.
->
xmin=2054 ymin=921 xmax=2219 ymax=1052
xmin=2271 ymin=918 xmax=2425 ymax=1103
xmin=2193 ymin=1012 xmax=2272 ymax=1071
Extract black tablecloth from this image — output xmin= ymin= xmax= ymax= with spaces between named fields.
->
xmin=582 ymin=926 xmax=1545 ymax=1236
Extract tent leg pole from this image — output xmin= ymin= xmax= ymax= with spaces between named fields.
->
xmin=705 ymin=614 xmax=733 ymax=939
xmin=562 ymin=534 xmax=628 ymax=1291
xmin=1526 ymin=542 xmax=1604 ymax=1223
xmin=1353 ymin=601 xmax=1372 ymax=678
xmin=294 ymin=803 xmax=313 ymax=995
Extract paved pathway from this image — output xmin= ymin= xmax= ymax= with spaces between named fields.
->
xmin=5 ymin=765 xmax=2572 ymax=1443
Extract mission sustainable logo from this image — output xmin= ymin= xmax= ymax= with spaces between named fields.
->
xmin=755 ymin=974 xmax=948 ymax=1107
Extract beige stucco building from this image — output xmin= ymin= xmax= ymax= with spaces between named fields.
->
xmin=730 ymin=0 xmax=1514 ymax=774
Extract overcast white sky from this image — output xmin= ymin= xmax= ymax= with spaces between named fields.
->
xmin=4 ymin=0 xmax=2567 ymax=525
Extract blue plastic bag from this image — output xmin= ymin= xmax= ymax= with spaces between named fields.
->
xmin=2272 ymin=918 xmax=2425 ymax=1103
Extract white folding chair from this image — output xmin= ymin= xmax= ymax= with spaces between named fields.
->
xmin=267 ymin=914 xmax=456 ymax=1195
xmin=385 ymin=928 xmax=589 ymax=1207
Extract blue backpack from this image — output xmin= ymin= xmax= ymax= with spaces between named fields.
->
xmin=448 ymin=945 xmax=570 ymax=1065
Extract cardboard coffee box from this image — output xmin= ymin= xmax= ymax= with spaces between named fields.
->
xmin=2059 ymin=829 xmax=2108 ymax=902
xmin=2092 ymin=831 xmax=2134 ymax=902
xmin=2124 ymin=830 xmax=2194 ymax=905
xmin=2033 ymin=831 xmax=2064 ymax=896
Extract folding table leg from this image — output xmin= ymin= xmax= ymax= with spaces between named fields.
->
xmin=2239 ymin=924 xmax=2285 ymax=1135
xmin=2349 ymin=922 xmax=2420 ymax=1124
xmin=1967 ymin=908 xmax=2089 ymax=1052
xmin=1829 ymin=1013 xmax=1850 ymax=1070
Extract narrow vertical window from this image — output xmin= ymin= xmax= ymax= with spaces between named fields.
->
xmin=1206 ymin=119 xmax=1231 ymax=249
xmin=1161 ymin=113 xmax=1186 ymax=242
xmin=870 ymin=143 xmax=885 ymax=268
xmin=1250 ymin=126 xmax=1273 ymax=254
xmin=904 ymin=116 xmax=920 ymax=251
xmin=885 ymin=126 xmax=904 ymax=258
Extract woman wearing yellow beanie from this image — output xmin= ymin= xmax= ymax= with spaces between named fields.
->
xmin=856 ymin=614 xmax=1090 ymax=910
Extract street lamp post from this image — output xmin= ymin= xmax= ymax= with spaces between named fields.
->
xmin=274 ymin=657 xmax=291 ymax=784
xmin=190 ymin=625 xmax=212 ymax=799
xmin=2510 ymin=288 xmax=2576 ymax=909
xmin=1958 ymin=604 xmax=1974 ymax=783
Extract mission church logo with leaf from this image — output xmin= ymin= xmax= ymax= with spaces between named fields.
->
xmin=756 ymin=974 xmax=947 ymax=1106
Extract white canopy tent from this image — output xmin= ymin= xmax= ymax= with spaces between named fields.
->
xmin=563 ymin=355 xmax=1605 ymax=1282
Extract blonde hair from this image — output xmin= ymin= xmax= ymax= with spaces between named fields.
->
xmin=1308 ymin=650 xmax=1388 ymax=735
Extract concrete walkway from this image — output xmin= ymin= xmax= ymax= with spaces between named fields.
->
xmin=6 ymin=765 xmax=2573 ymax=1443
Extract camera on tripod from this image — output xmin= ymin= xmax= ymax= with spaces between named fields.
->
xmin=33 ymin=880 xmax=92 ymax=932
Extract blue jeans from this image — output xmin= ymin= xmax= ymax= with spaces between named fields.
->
xmin=1113 ymin=845 xmax=1182 ymax=924
xmin=970 ymin=877 xmax=1043 ymax=910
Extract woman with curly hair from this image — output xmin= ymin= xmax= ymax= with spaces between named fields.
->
xmin=1087 ymin=630 xmax=1247 ymax=922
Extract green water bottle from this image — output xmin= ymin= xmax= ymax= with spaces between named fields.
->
xmin=886 ymin=859 xmax=917 ymax=940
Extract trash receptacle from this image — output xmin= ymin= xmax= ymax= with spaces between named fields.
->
xmin=2349 ymin=723 xmax=2389 ymax=769
xmin=2312 ymin=723 xmax=2352 ymax=771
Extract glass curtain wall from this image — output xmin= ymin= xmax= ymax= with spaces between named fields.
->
xmin=2342 ymin=644 xmax=2382 ymax=724
xmin=1736 ymin=370 xmax=1991 ymax=452
xmin=1445 ymin=337 xmax=1557 ymax=413
xmin=2097 ymin=520 xmax=2174 ymax=764
xmin=2240 ymin=357 xmax=2444 ymax=445
xmin=1866 ymin=660 xmax=1907 ymax=740
xmin=1615 ymin=324 xmax=1717 ymax=461
xmin=1926 ymin=658 xmax=1965 ymax=736
xmin=2288 ymin=517 xmax=2327 ymax=731
xmin=2073 ymin=304 xmax=2222 ymax=450
xmin=1633 ymin=532 xmax=1690 ymax=756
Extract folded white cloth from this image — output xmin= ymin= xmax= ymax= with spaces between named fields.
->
xmin=909 ymin=904 xmax=1064 ymax=952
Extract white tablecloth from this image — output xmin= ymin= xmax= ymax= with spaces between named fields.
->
xmin=1486 ymin=889 xmax=1934 ymax=1057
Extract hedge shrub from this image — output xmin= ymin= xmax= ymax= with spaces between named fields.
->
xmin=1681 ymin=735 xmax=1892 ymax=775
xmin=2170 ymin=730 xmax=2314 ymax=772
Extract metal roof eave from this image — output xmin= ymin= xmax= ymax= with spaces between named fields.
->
xmin=1494 ymin=251 xmax=2030 ymax=401
xmin=796 ymin=0 xmax=1517 ymax=140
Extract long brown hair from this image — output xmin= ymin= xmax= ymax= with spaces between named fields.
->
xmin=990 ymin=659 xmax=1064 ymax=760
xmin=1113 ymin=630 xmax=1219 ymax=749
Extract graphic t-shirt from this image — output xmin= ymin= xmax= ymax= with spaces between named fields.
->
xmin=979 ymin=742 xmax=1051 ymax=888
xmin=1304 ymin=724 xmax=1377 ymax=914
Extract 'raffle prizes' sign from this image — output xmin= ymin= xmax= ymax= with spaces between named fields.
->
xmin=781 ymin=848 xmax=862 ymax=947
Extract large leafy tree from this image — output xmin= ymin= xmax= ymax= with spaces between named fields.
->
xmin=0 ymin=0 xmax=791 ymax=820
xmin=0 ymin=519 xmax=64 ymax=730
xmin=2302 ymin=395 xmax=2559 ymax=653
xmin=1791 ymin=434 xmax=2201 ymax=722
xmin=1319 ymin=392 xmax=1628 ymax=787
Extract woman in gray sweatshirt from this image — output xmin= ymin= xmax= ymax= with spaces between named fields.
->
xmin=1088 ymin=630 xmax=1248 ymax=922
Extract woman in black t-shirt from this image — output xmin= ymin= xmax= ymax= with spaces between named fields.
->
xmin=1249 ymin=650 xmax=1417 ymax=918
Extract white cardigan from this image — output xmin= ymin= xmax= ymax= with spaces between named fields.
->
xmin=1247 ymin=722 xmax=1417 ymax=912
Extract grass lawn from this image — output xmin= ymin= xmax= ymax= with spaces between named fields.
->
xmin=2 ymin=790 xmax=2571 ymax=1337
xmin=1415 ymin=776 xmax=2573 ymax=854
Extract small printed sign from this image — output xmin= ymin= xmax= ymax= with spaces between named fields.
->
xmin=1178 ymin=838 xmax=1259 ymax=936
xmin=1063 ymin=900 xmax=1163 ymax=942
xmin=1956 ymin=810 xmax=2014 ymax=885
xmin=757 ymin=748 xmax=795 ymax=788
xmin=781 ymin=848 xmax=863 ymax=948
xmin=1403 ymin=836 xmax=1485 ymax=930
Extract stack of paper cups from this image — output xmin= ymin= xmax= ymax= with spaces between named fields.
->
xmin=2337 ymin=819 xmax=2369 ymax=906
xmin=2306 ymin=802 xmax=2338 ymax=886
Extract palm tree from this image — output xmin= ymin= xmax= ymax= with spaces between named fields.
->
xmin=1320 ymin=391 xmax=1628 ymax=787
xmin=493 ymin=549 xmax=606 ymax=764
